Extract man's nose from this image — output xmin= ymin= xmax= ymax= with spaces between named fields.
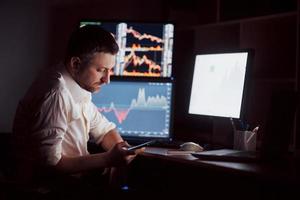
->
xmin=102 ymin=71 xmax=110 ymax=84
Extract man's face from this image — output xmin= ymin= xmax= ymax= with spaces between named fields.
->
xmin=73 ymin=52 xmax=115 ymax=93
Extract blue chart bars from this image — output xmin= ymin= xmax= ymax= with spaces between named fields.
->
xmin=92 ymin=81 xmax=173 ymax=138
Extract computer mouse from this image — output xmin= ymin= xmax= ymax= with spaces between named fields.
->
xmin=179 ymin=142 xmax=204 ymax=152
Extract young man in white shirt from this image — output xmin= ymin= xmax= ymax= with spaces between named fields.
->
xmin=12 ymin=25 xmax=140 ymax=195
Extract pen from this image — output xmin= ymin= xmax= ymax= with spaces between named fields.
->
xmin=252 ymin=126 xmax=259 ymax=133
xmin=245 ymin=123 xmax=250 ymax=131
xmin=230 ymin=118 xmax=236 ymax=132
xmin=246 ymin=126 xmax=259 ymax=144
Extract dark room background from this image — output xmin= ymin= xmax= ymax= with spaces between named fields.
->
xmin=0 ymin=0 xmax=299 ymax=153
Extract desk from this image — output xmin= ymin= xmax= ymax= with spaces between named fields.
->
xmin=126 ymin=147 xmax=299 ymax=199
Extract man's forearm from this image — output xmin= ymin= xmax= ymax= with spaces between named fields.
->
xmin=101 ymin=129 xmax=124 ymax=150
xmin=54 ymin=152 xmax=111 ymax=174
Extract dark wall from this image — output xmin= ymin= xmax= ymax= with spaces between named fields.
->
xmin=47 ymin=0 xmax=166 ymax=66
xmin=0 ymin=1 xmax=49 ymax=132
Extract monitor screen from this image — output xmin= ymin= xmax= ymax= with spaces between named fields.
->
xmin=80 ymin=21 xmax=174 ymax=78
xmin=188 ymin=51 xmax=251 ymax=119
xmin=92 ymin=79 xmax=173 ymax=140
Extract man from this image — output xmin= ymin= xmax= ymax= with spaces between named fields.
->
xmin=12 ymin=25 xmax=140 ymax=193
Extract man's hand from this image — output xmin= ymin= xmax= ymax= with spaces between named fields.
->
xmin=106 ymin=141 xmax=137 ymax=167
xmin=124 ymin=141 xmax=145 ymax=164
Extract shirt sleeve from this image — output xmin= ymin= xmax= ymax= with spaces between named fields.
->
xmin=32 ymin=90 xmax=68 ymax=166
xmin=88 ymin=102 xmax=116 ymax=144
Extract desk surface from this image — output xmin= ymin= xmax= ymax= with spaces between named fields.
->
xmin=141 ymin=147 xmax=299 ymax=182
xmin=127 ymin=147 xmax=299 ymax=199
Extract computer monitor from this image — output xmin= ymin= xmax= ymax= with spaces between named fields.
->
xmin=188 ymin=50 xmax=252 ymax=119
xmin=92 ymin=78 xmax=174 ymax=142
xmin=80 ymin=20 xmax=174 ymax=78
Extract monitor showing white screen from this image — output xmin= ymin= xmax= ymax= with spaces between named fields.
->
xmin=92 ymin=80 xmax=173 ymax=140
xmin=80 ymin=21 xmax=174 ymax=78
xmin=188 ymin=51 xmax=250 ymax=118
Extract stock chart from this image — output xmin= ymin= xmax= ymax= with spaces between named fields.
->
xmin=80 ymin=21 xmax=174 ymax=78
xmin=92 ymin=81 xmax=173 ymax=138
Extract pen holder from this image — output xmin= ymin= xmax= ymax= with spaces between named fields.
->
xmin=234 ymin=130 xmax=256 ymax=151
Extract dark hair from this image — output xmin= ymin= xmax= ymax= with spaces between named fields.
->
xmin=64 ymin=25 xmax=119 ymax=65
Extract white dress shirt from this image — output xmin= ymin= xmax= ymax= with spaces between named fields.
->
xmin=13 ymin=64 xmax=116 ymax=169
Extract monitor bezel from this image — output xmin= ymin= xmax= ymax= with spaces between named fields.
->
xmin=95 ymin=76 xmax=175 ymax=144
xmin=187 ymin=49 xmax=254 ymax=120
xmin=79 ymin=19 xmax=175 ymax=27
xmin=78 ymin=19 xmax=176 ymax=79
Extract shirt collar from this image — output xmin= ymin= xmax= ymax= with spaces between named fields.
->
xmin=60 ymin=66 xmax=91 ymax=104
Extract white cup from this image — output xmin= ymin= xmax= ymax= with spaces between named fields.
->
xmin=234 ymin=130 xmax=256 ymax=151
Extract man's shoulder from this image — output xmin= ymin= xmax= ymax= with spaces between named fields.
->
xmin=24 ymin=66 xmax=68 ymax=101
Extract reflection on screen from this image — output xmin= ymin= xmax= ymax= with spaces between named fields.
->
xmin=80 ymin=21 xmax=174 ymax=78
xmin=92 ymin=80 xmax=173 ymax=138
xmin=188 ymin=52 xmax=249 ymax=118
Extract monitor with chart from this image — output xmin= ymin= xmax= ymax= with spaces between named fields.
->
xmin=92 ymin=78 xmax=174 ymax=141
xmin=80 ymin=20 xmax=174 ymax=78
xmin=188 ymin=50 xmax=252 ymax=119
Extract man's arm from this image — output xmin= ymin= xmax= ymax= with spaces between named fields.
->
xmin=55 ymin=151 xmax=110 ymax=174
xmin=100 ymin=128 xmax=124 ymax=151
xmin=54 ymin=141 xmax=134 ymax=174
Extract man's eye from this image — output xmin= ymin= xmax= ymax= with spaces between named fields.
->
xmin=97 ymin=67 xmax=113 ymax=74
xmin=97 ymin=68 xmax=106 ymax=72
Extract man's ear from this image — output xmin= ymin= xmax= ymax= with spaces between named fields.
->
xmin=70 ymin=57 xmax=81 ymax=73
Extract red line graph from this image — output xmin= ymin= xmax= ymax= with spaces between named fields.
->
xmin=98 ymin=106 xmax=131 ymax=124
xmin=124 ymin=51 xmax=161 ymax=76
xmin=127 ymin=27 xmax=163 ymax=43
xmin=130 ymin=43 xmax=162 ymax=51
xmin=122 ymin=27 xmax=164 ymax=77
